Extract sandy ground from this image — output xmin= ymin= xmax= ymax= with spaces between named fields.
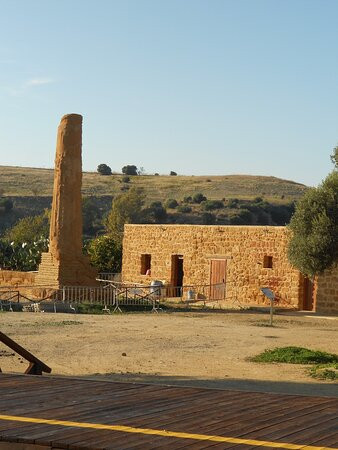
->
xmin=0 ymin=310 xmax=337 ymax=395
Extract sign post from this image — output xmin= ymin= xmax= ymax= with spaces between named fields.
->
xmin=260 ymin=288 xmax=275 ymax=326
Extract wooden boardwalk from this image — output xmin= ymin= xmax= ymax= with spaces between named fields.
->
xmin=0 ymin=374 xmax=337 ymax=449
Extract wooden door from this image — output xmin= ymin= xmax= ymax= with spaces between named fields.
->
xmin=210 ymin=259 xmax=227 ymax=300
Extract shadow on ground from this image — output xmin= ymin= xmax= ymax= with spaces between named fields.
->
xmin=79 ymin=372 xmax=338 ymax=398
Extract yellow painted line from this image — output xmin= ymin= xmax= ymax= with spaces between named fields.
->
xmin=0 ymin=414 xmax=336 ymax=449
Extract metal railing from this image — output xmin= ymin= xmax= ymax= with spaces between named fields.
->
xmin=0 ymin=281 xmax=246 ymax=313
xmin=55 ymin=285 xmax=115 ymax=306
xmin=0 ymin=290 xmax=20 ymax=312
xmin=113 ymin=285 xmax=162 ymax=313
xmin=97 ymin=272 xmax=121 ymax=282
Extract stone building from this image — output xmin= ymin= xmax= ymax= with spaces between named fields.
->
xmin=122 ymin=224 xmax=338 ymax=315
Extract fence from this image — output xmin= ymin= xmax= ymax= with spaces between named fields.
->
xmin=55 ymin=285 xmax=115 ymax=307
xmin=97 ymin=272 xmax=121 ymax=282
xmin=0 ymin=290 xmax=20 ymax=311
xmin=0 ymin=281 xmax=245 ymax=313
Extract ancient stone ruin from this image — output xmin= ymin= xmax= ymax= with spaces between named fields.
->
xmin=36 ymin=114 xmax=97 ymax=287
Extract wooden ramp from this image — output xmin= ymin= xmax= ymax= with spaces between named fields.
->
xmin=0 ymin=374 xmax=337 ymax=449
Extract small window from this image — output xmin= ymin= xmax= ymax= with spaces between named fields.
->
xmin=141 ymin=254 xmax=151 ymax=275
xmin=263 ymin=255 xmax=273 ymax=268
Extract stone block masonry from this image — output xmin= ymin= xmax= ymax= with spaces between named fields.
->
xmin=122 ymin=225 xmax=302 ymax=309
xmin=122 ymin=224 xmax=338 ymax=314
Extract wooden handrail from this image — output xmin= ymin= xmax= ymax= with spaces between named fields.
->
xmin=0 ymin=331 xmax=51 ymax=375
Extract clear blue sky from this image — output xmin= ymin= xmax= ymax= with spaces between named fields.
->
xmin=0 ymin=0 xmax=337 ymax=186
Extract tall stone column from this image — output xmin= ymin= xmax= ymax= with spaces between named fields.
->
xmin=36 ymin=114 xmax=97 ymax=287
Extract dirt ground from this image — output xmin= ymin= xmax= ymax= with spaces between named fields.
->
xmin=0 ymin=310 xmax=337 ymax=395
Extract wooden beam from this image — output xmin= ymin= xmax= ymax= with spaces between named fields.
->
xmin=0 ymin=331 xmax=51 ymax=375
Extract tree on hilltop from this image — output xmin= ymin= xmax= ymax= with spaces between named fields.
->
xmin=122 ymin=165 xmax=138 ymax=176
xmin=97 ymin=164 xmax=112 ymax=175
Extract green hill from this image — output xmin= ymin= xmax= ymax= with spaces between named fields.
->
xmin=0 ymin=166 xmax=308 ymax=236
xmin=0 ymin=165 xmax=307 ymax=203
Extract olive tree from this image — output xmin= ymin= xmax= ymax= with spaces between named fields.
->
xmin=288 ymin=171 xmax=338 ymax=277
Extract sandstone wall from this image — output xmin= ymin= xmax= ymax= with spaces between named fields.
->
xmin=122 ymin=225 xmax=302 ymax=309
xmin=0 ymin=270 xmax=36 ymax=298
xmin=0 ymin=270 xmax=36 ymax=287
xmin=315 ymin=266 xmax=338 ymax=315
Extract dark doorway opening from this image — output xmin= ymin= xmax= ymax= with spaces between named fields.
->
xmin=170 ymin=255 xmax=184 ymax=297
xmin=302 ymin=277 xmax=315 ymax=311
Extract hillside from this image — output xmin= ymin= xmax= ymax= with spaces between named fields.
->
xmin=0 ymin=165 xmax=307 ymax=203
xmin=0 ymin=166 xmax=308 ymax=237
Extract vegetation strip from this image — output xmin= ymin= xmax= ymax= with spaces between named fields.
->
xmin=0 ymin=414 xmax=335 ymax=449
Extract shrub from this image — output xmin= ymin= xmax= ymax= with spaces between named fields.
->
xmin=177 ymin=205 xmax=192 ymax=213
xmin=170 ymin=171 xmax=177 ymax=176
xmin=192 ymin=193 xmax=207 ymax=204
xmin=229 ymin=209 xmax=253 ymax=225
xmin=97 ymin=164 xmax=112 ymax=176
xmin=183 ymin=196 xmax=192 ymax=203
xmin=202 ymin=200 xmax=223 ymax=211
xmin=146 ymin=202 xmax=167 ymax=223
xmin=227 ymin=198 xmax=239 ymax=208
xmin=251 ymin=346 xmax=338 ymax=365
xmin=309 ymin=363 xmax=338 ymax=380
xmin=86 ymin=235 xmax=122 ymax=273
xmin=0 ymin=237 xmax=48 ymax=271
xmin=122 ymin=165 xmax=138 ymax=176
xmin=122 ymin=176 xmax=130 ymax=183
xmin=0 ymin=198 xmax=13 ymax=213
xmin=154 ymin=173 xmax=160 ymax=176
xmin=201 ymin=212 xmax=216 ymax=224
xmin=5 ymin=211 xmax=49 ymax=243
xmin=165 ymin=199 xmax=178 ymax=209
xmin=105 ymin=187 xmax=145 ymax=242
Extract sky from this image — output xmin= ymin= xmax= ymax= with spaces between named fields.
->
xmin=0 ymin=0 xmax=337 ymax=186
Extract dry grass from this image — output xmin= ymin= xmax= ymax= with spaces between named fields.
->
xmin=0 ymin=165 xmax=307 ymax=204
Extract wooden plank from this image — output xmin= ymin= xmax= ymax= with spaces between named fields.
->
xmin=0 ymin=374 xmax=336 ymax=450
xmin=0 ymin=333 xmax=51 ymax=375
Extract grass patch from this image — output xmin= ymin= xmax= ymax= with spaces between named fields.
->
xmin=251 ymin=346 xmax=338 ymax=365
xmin=76 ymin=302 xmax=168 ymax=314
xmin=253 ymin=322 xmax=276 ymax=328
xmin=22 ymin=320 xmax=83 ymax=327
xmin=309 ymin=364 xmax=338 ymax=381
xmin=76 ymin=303 xmax=105 ymax=315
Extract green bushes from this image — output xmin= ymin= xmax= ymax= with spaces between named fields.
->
xmin=146 ymin=202 xmax=167 ymax=223
xmin=201 ymin=212 xmax=216 ymax=224
xmin=0 ymin=198 xmax=13 ymax=213
xmin=0 ymin=237 xmax=48 ymax=271
xmin=86 ymin=235 xmax=122 ymax=273
xmin=251 ymin=346 xmax=338 ymax=381
xmin=192 ymin=193 xmax=207 ymax=204
xmin=202 ymin=200 xmax=223 ymax=211
xmin=97 ymin=164 xmax=112 ymax=175
xmin=251 ymin=346 xmax=338 ymax=364
xmin=165 ymin=199 xmax=178 ymax=209
xmin=177 ymin=205 xmax=192 ymax=213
